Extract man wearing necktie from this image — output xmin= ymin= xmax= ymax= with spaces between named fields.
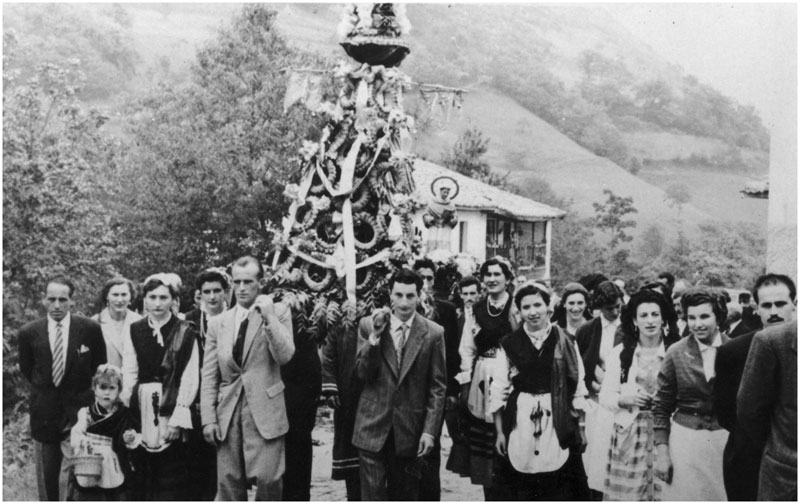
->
xmin=200 ymin=256 xmax=295 ymax=500
xmin=18 ymin=276 xmax=106 ymax=500
xmin=352 ymin=269 xmax=447 ymax=500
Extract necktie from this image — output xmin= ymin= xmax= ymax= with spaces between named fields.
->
xmin=396 ymin=324 xmax=408 ymax=368
xmin=233 ymin=317 xmax=249 ymax=367
xmin=52 ymin=322 xmax=64 ymax=387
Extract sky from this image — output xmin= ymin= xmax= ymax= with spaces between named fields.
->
xmin=607 ymin=3 xmax=796 ymax=131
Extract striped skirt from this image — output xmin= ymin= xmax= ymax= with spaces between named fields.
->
xmin=604 ymin=411 xmax=662 ymax=501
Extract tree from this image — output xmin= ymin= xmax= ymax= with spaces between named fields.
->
xmin=114 ymin=5 xmax=331 ymax=280
xmin=4 ymin=61 xmax=124 ymax=407
xmin=664 ymin=183 xmax=691 ymax=217
xmin=592 ymin=189 xmax=638 ymax=249
xmin=441 ymin=125 xmax=508 ymax=188
xmin=639 ymin=224 xmax=665 ymax=259
xmin=4 ymin=61 xmax=122 ymax=312
xmin=3 ymin=4 xmax=141 ymax=101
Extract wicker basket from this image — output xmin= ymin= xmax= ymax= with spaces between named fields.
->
xmin=71 ymin=453 xmax=103 ymax=481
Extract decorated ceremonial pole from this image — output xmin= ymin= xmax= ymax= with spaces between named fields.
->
xmin=269 ymin=4 xmax=425 ymax=341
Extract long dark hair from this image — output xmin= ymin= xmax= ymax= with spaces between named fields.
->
xmin=618 ymin=289 xmax=679 ymax=383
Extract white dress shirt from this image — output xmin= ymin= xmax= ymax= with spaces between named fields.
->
xmin=599 ymin=316 xmax=620 ymax=366
xmin=694 ymin=331 xmax=722 ymax=382
xmin=48 ymin=312 xmax=71 ymax=358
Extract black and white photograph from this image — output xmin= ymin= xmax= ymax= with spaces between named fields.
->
xmin=3 ymin=2 xmax=796 ymax=501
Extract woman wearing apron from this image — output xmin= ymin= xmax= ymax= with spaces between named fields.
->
xmin=121 ymin=276 xmax=200 ymax=500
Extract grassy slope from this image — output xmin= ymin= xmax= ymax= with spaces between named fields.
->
xmin=121 ymin=4 xmax=768 ymax=238
xmin=413 ymin=88 xmax=718 ymax=241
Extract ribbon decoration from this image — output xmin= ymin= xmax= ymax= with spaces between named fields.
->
xmin=313 ymin=134 xmax=388 ymax=198
xmin=286 ymin=246 xmax=391 ymax=272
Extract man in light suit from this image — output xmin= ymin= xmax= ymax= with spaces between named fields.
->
xmin=18 ymin=276 xmax=107 ymax=500
xmin=352 ymin=268 xmax=447 ymax=500
xmin=738 ymin=321 xmax=797 ymax=501
xmin=715 ymin=273 xmax=796 ymax=500
xmin=200 ymin=256 xmax=295 ymax=500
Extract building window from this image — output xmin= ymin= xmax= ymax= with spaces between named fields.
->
xmin=486 ymin=217 xmax=547 ymax=269
xmin=459 ymin=221 xmax=468 ymax=252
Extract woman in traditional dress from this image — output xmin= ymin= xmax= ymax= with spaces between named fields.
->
xmin=92 ymin=278 xmax=142 ymax=368
xmin=652 ymin=288 xmax=729 ymax=500
xmin=599 ymin=289 xmax=679 ymax=501
xmin=121 ymin=277 xmax=200 ymax=500
xmin=491 ymin=284 xmax=589 ymax=500
xmin=453 ymin=257 xmax=519 ymax=499
xmin=552 ymin=282 xmax=593 ymax=338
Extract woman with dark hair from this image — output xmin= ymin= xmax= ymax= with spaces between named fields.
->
xmin=92 ymin=277 xmax=142 ymax=367
xmin=552 ymin=282 xmax=593 ymax=338
xmin=599 ymin=289 xmax=679 ymax=501
xmin=121 ymin=277 xmax=199 ymax=500
xmin=652 ymin=288 xmax=729 ymax=500
xmin=453 ymin=257 xmax=519 ymax=499
xmin=491 ymin=284 xmax=589 ymax=500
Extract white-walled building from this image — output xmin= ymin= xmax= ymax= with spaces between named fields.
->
xmin=412 ymin=159 xmax=566 ymax=282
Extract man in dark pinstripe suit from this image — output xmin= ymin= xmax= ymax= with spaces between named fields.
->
xmin=351 ymin=269 xmax=447 ymax=500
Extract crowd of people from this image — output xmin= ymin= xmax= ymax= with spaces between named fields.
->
xmin=16 ymin=253 xmax=797 ymax=501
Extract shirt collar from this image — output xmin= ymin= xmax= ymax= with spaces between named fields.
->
xmin=694 ymin=330 xmax=722 ymax=351
xmin=523 ymin=322 xmax=552 ymax=342
xmin=234 ymin=304 xmax=250 ymax=323
xmin=601 ymin=316 xmax=619 ymax=329
xmin=48 ymin=312 xmax=71 ymax=331
xmin=391 ymin=313 xmax=415 ymax=332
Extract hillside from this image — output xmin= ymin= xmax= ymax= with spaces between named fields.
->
xmin=3 ymin=3 xmax=770 ymax=236
xmin=412 ymin=87 xmax=716 ymax=241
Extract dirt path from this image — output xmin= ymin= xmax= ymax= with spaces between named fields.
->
xmin=311 ymin=409 xmax=484 ymax=501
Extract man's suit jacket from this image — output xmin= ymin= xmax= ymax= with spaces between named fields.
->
xmin=738 ymin=322 xmax=797 ymax=501
xmin=18 ymin=315 xmax=106 ymax=443
xmin=575 ymin=317 xmax=623 ymax=394
xmin=714 ymin=329 xmax=760 ymax=500
xmin=200 ymin=304 xmax=295 ymax=441
xmin=727 ymin=320 xmax=755 ymax=339
xmin=352 ymin=315 xmax=447 ymax=457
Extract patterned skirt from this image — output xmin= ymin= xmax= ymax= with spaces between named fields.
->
xmin=604 ymin=411 xmax=662 ymax=501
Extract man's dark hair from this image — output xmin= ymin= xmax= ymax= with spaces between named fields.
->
xmin=195 ymin=269 xmax=230 ymax=291
xmin=232 ymin=255 xmax=265 ymax=279
xmin=592 ymin=280 xmax=622 ymax=309
xmin=642 ymin=281 xmax=673 ymax=304
xmin=753 ymin=273 xmax=797 ymax=303
xmin=680 ymin=287 xmax=728 ymax=325
xmin=514 ymin=284 xmax=551 ymax=309
xmin=388 ymin=268 xmax=423 ymax=293
xmin=459 ymin=276 xmax=481 ymax=292
xmin=413 ymin=258 xmax=437 ymax=273
xmin=578 ymin=273 xmax=609 ymax=294
xmin=738 ymin=292 xmax=751 ymax=305
xmin=658 ymin=272 xmax=675 ymax=289
xmin=479 ymin=258 xmax=513 ymax=281
xmin=47 ymin=275 xmax=76 ymax=298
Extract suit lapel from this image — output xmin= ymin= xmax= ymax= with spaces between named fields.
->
xmin=36 ymin=320 xmax=52 ymax=366
xmin=242 ymin=310 xmax=262 ymax=366
xmin=398 ymin=316 xmax=427 ymax=384
xmin=380 ymin=324 xmax=399 ymax=378
xmin=64 ymin=317 xmax=81 ymax=378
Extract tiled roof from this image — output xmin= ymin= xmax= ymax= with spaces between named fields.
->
xmin=412 ymin=159 xmax=566 ymax=221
